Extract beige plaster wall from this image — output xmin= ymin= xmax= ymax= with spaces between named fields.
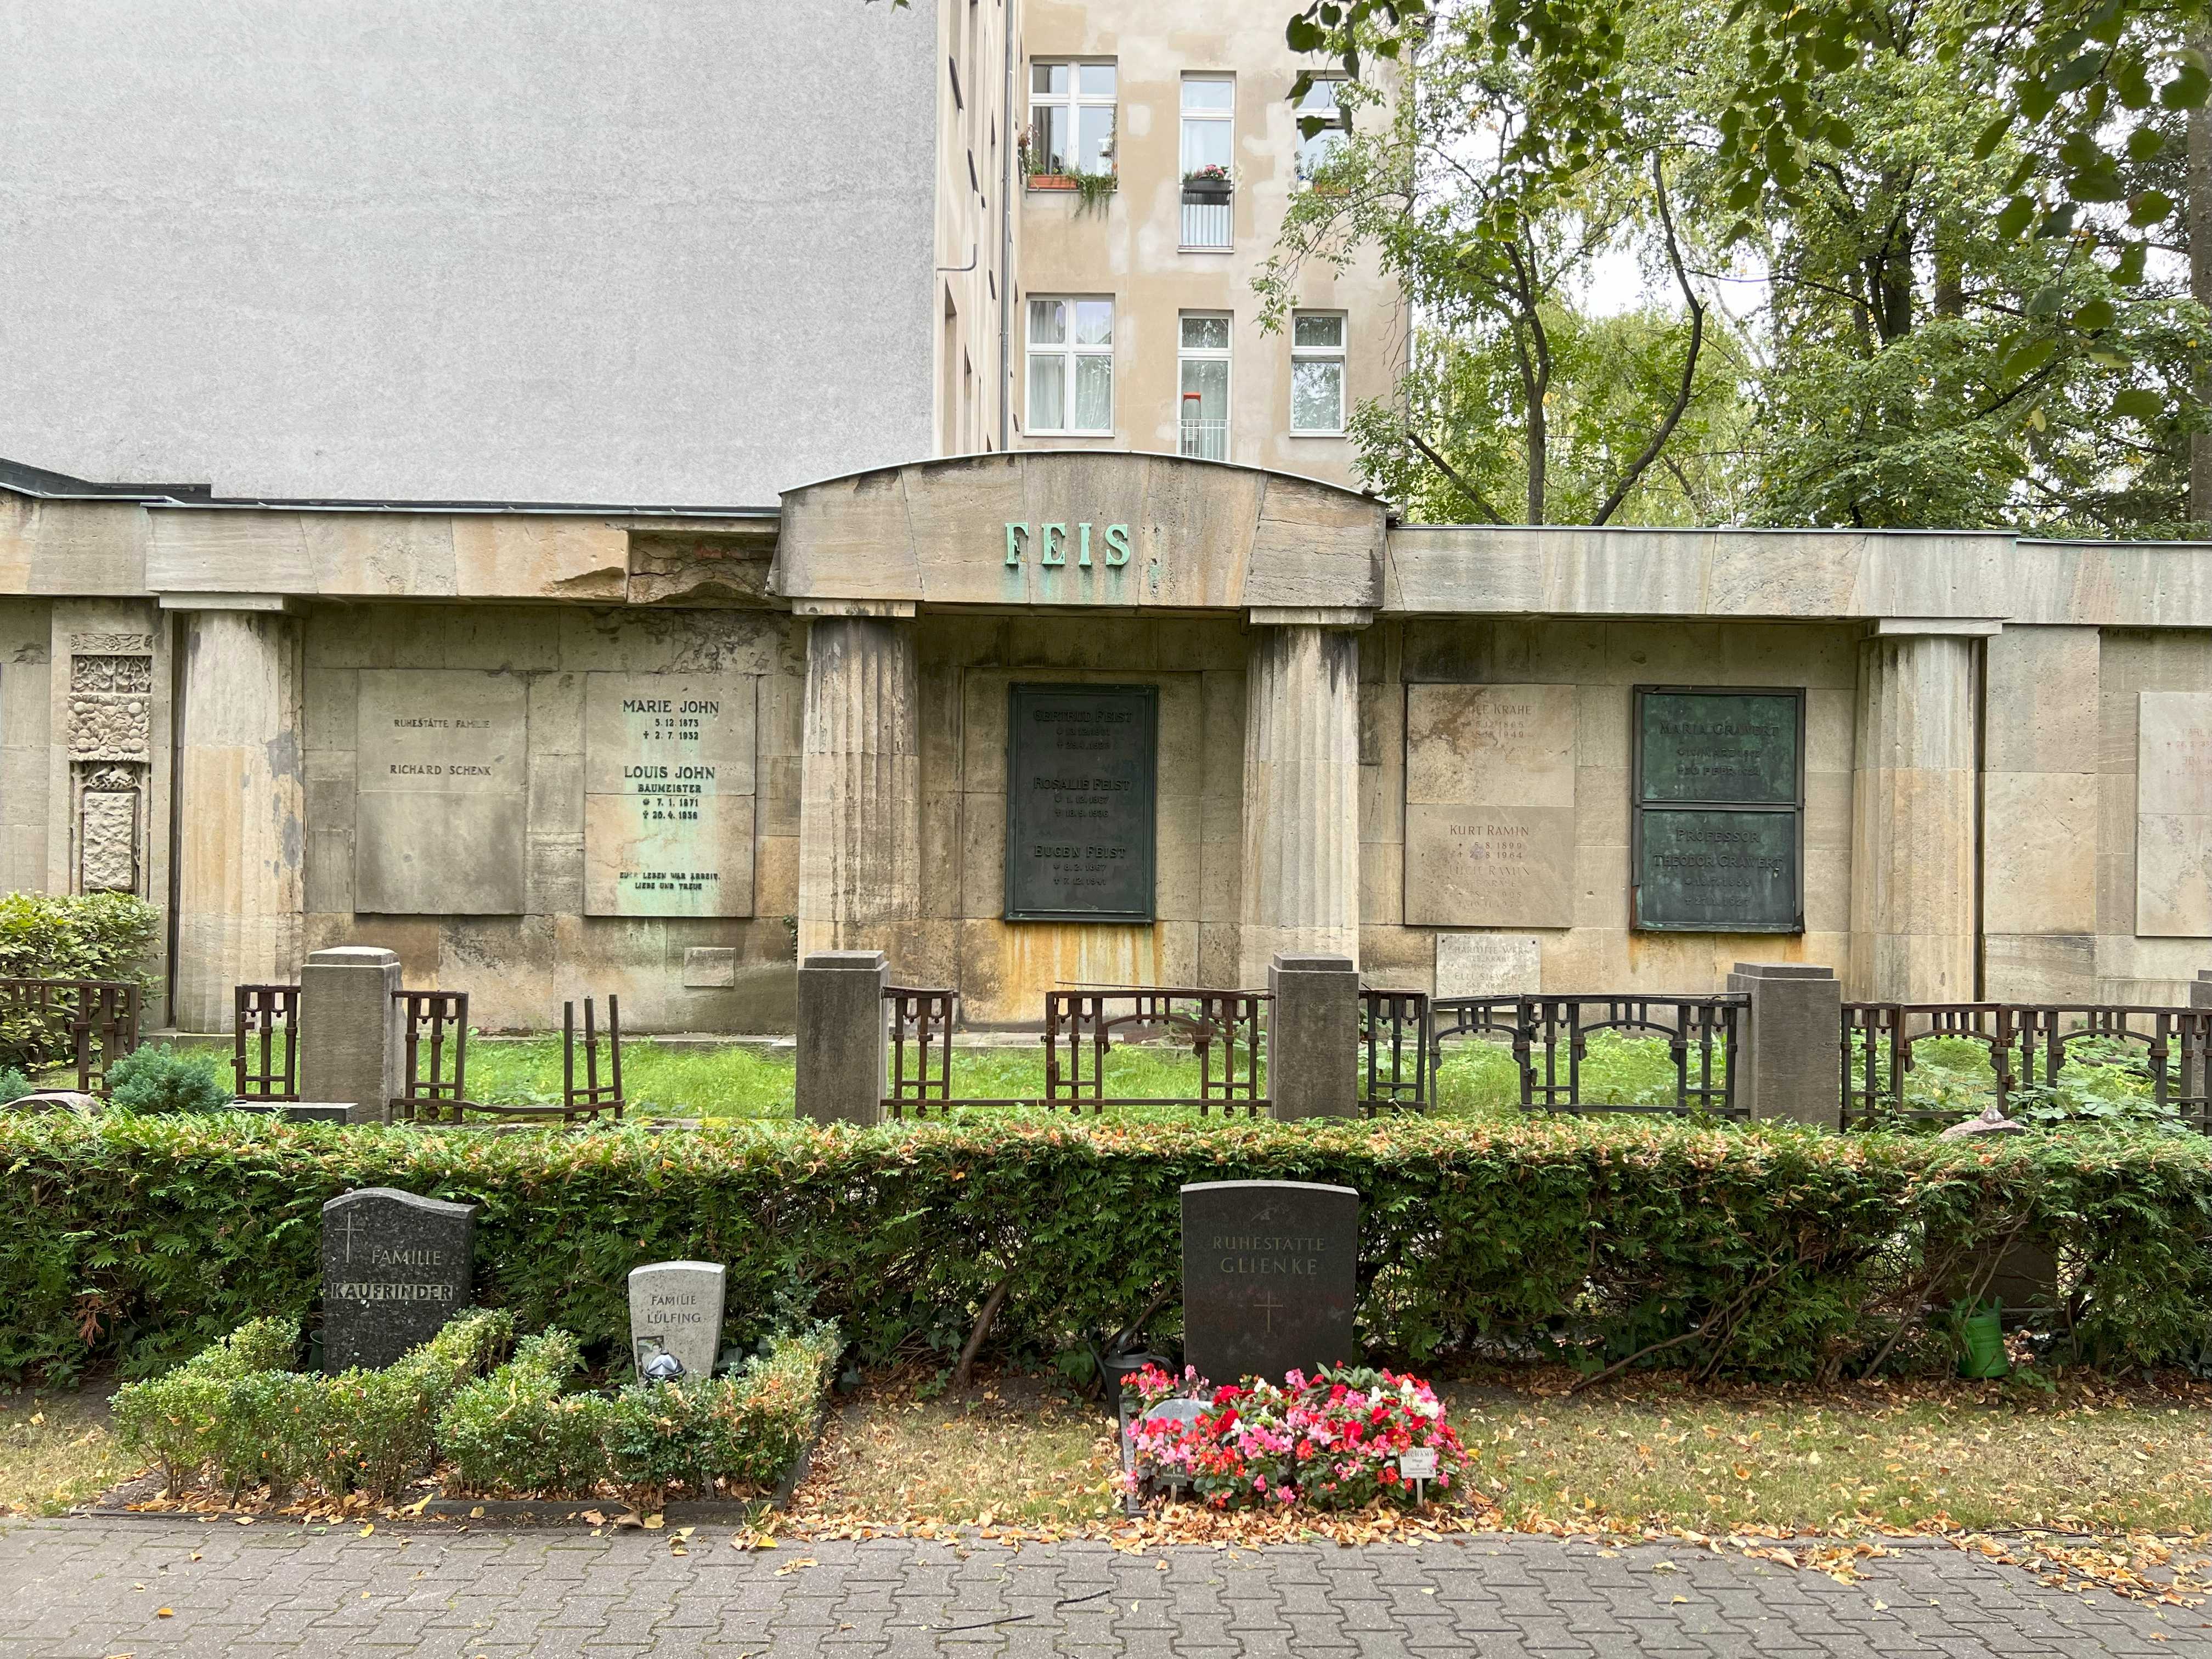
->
xmin=0 ymin=599 xmax=54 ymax=894
xmin=1012 ymin=0 xmax=1405 ymax=483
xmin=299 ymin=602 xmax=805 ymax=1031
xmin=934 ymin=0 xmax=1014 ymax=456
xmin=2093 ymin=629 xmax=2212 ymax=1005
xmin=1358 ymin=618 xmax=1859 ymax=996
xmin=916 ymin=613 xmax=1245 ymax=1023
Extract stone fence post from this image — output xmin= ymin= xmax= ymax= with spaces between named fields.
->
xmin=1267 ymin=952 xmax=1360 ymax=1120
xmin=795 ymin=950 xmax=889 ymax=1126
xmin=296 ymin=946 xmax=403 ymax=1124
xmin=1724 ymin=961 xmax=1843 ymax=1127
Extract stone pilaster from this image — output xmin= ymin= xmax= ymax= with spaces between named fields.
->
xmin=1239 ymin=619 xmax=1361 ymax=985
xmin=796 ymin=612 xmax=922 ymax=962
xmin=1849 ymin=622 xmax=1984 ymax=1001
xmin=172 ymin=604 xmax=306 ymax=1030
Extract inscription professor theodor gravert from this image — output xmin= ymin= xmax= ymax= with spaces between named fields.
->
xmin=1180 ymin=1181 xmax=1359 ymax=1385
xmin=320 ymin=1187 xmax=479 ymax=1372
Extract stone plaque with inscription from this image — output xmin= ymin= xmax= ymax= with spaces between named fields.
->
xmin=1632 ymin=686 xmax=1804 ymax=933
xmin=354 ymin=670 xmax=527 ymax=915
xmin=584 ymin=673 xmax=756 ymax=917
xmin=1181 ymin=1181 xmax=1358 ymax=1385
xmin=321 ymin=1187 xmax=477 ymax=1372
xmin=1435 ymin=932 xmax=1541 ymax=998
xmin=2136 ymin=691 xmax=2212 ymax=936
xmin=1403 ymin=684 xmax=1577 ymax=928
xmin=628 ymin=1260 xmax=727 ymax=1380
xmin=1005 ymin=684 xmax=1156 ymax=923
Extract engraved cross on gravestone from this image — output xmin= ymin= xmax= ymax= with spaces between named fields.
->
xmin=320 ymin=1187 xmax=478 ymax=1372
xmin=1180 ymin=1180 xmax=1359 ymax=1385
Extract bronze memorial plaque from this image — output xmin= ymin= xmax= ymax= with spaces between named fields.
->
xmin=1632 ymin=687 xmax=1804 ymax=932
xmin=1004 ymin=684 xmax=1156 ymax=923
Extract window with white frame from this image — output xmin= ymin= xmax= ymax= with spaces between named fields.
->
xmin=1029 ymin=61 xmax=1116 ymax=176
xmin=1026 ymin=297 xmax=1114 ymax=433
xmin=1294 ymin=77 xmax=1350 ymax=181
xmin=1289 ymin=312 xmax=1346 ymax=433
xmin=1177 ymin=313 xmax=1231 ymax=460
xmin=1179 ymin=74 xmax=1234 ymax=178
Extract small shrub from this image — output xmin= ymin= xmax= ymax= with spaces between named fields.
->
xmin=439 ymin=1329 xmax=602 ymax=1498
xmin=0 ymin=893 xmax=159 ymax=1070
xmin=104 ymin=1045 xmax=233 ymax=1115
xmin=111 ymin=1316 xmax=300 ymax=1497
xmin=0 ymin=1068 xmax=32 ymax=1104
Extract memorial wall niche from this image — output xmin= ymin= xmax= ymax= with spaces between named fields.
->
xmin=583 ymin=673 xmax=756 ymax=917
xmin=1630 ymin=686 xmax=1804 ymax=932
xmin=1402 ymin=684 xmax=1577 ymax=928
xmin=354 ymin=670 xmax=527 ymax=915
xmin=1003 ymin=684 xmax=1157 ymax=923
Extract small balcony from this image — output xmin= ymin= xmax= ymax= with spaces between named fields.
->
xmin=1180 ymin=177 xmax=1232 ymax=250
xmin=1178 ymin=417 xmax=1228 ymax=461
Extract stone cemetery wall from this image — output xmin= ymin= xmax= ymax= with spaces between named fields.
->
xmin=1359 ymin=617 xmax=1859 ymax=997
xmin=300 ymin=602 xmax=804 ymax=1031
xmin=0 ymin=599 xmax=56 ymax=898
xmin=915 ymin=613 xmax=1244 ymax=1023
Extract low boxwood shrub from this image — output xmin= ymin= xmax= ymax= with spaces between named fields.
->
xmin=12 ymin=1114 xmax=2211 ymax=1388
xmin=0 ymin=892 xmax=159 ymax=1069
xmin=439 ymin=1323 xmax=840 ymax=1509
xmin=104 ymin=1045 xmax=233 ymax=1115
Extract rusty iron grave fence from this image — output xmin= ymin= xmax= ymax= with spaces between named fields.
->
xmin=1842 ymin=1001 xmax=2212 ymax=1131
xmin=0 ymin=976 xmax=141 ymax=1096
xmin=880 ymin=984 xmax=1269 ymax=1118
xmin=1358 ymin=988 xmax=1430 ymax=1114
xmin=389 ymin=988 xmax=629 ymax=1126
xmin=232 ymin=983 xmax=301 ymax=1101
xmin=1427 ymin=994 xmax=1748 ymax=1119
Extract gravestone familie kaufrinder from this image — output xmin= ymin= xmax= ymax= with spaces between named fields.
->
xmin=320 ymin=1187 xmax=478 ymax=1372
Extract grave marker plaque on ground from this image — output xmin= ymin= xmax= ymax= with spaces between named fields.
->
xmin=320 ymin=1187 xmax=478 ymax=1372
xmin=627 ymin=1260 xmax=727 ymax=1379
xmin=1180 ymin=1180 xmax=1358 ymax=1385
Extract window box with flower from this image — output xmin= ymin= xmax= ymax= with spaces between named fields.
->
xmin=1180 ymin=164 xmax=1234 ymax=204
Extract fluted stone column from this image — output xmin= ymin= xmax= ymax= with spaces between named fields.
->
xmin=1849 ymin=622 xmax=1984 ymax=1001
xmin=172 ymin=604 xmax=306 ymax=1031
xmin=797 ymin=612 xmax=922 ymax=961
xmin=1239 ymin=619 xmax=1362 ymax=985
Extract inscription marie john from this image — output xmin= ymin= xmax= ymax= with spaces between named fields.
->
xmin=584 ymin=673 xmax=756 ymax=918
xmin=1632 ymin=687 xmax=1804 ymax=933
xmin=1004 ymin=684 xmax=1156 ymax=923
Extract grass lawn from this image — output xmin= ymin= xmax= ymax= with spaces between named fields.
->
xmin=0 ymin=1380 xmax=133 ymax=1517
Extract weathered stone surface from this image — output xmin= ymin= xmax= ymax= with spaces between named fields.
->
xmin=321 ymin=1187 xmax=477 ymax=1372
xmin=794 ymin=950 xmax=887 ymax=1125
xmin=1435 ymin=932 xmax=1540 ymax=997
xmin=2136 ymin=691 xmax=2212 ymax=936
xmin=1240 ymin=625 xmax=1359 ymax=981
xmin=353 ymin=670 xmax=526 ymax=914
xmin=1724 ymin=961 xmax=1841 ymax=1127
xmin=1403 ymin=684 xmax=1576 ymax=929
xmin=1181 ymin=1180 xmax=1358 ymax=1385
xmin=296 ymin=945 xmax=403 ymax=1124
xmin=796 ymin=618 xmax=919 ymax=959
xmin=1267 ymin=952 xmax=1358 ymax=1120
xmin=628 ymin=1260 xmax=726 ymax=1380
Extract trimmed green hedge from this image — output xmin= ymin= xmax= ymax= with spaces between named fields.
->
xmin=5 ymin=1113 xmax=2209 ymax=1386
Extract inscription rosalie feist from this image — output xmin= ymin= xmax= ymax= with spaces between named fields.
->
xmin=1003 ymin=684 xmax=1156 ymax=923
xmin=583 ymin=672 xmax=755 ymax=918
xmin=1181 ymin=1181 xmax=1358 ymax=1386
xmin=627 ymin=1260 xmax=727 ymax=1380
xmin=1633 ymin=687 xmax=1803 ymax=932
xmin=320 ymin=1187 xmax=478 ymax=1372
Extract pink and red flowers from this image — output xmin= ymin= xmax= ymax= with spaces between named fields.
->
xmin=1122 ymin=1363 xmax=1469 ymax=1511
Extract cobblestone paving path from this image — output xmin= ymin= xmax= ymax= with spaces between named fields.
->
xmin=0 ymin=1517 xmax=2204 ymax=1657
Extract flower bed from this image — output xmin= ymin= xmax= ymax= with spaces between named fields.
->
xmin=1121 ymin=1363 xmax=1470 ymax=1510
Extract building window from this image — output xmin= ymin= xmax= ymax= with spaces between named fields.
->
xmin=1289 ymin=312 xmax=1347 ymax=433
xmin=1179 ymin=74 xmax=1234 ymax=250
xmin=1027 ymin=296 xmax=1114 ymax=434
xmin=1294 ymin=77 xmax=1350 ymax=182
xmin=1177 ymin=313 xmax=1231 ymax=461
xmin=1029 ymin=61 xmax=1116 ymax=177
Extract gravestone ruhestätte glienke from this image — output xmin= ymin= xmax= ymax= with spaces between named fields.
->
xmin=1180 ymin=1180 xmax=1358 ymax=1385
xmin=320 ymin=1187 xmax=478 ymax=1371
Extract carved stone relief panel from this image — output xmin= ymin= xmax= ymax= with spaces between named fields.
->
xmin=65 ymin=636 xmax=156 ymax=896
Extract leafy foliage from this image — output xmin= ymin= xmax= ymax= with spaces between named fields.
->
xmin=7 ymin=1114 xmax=2209 ymax=1393
xmin=104 ymin=1045 xmax=234 ymax=1115
xmin=0 ymin=892 xmax=159 ymax=1070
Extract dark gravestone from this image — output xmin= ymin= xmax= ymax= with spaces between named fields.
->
xmin=1003 ymin=682 xmax=1157 ymax=922
xmin=320 ymin=1187 xmax=478 ymax=1372
xmin=1180 ymin=1180 xmax=1358 ymax=1385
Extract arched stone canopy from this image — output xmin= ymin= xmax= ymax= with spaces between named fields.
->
xmin=773 ymin=449 xmax=1387 ymax=613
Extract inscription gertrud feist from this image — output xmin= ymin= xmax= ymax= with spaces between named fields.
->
xmin=1003 ymin=684 xmax=1156 ymax=923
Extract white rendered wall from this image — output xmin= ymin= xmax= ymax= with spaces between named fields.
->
xmin=0 ymin=1 xmax=941 ymax=506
